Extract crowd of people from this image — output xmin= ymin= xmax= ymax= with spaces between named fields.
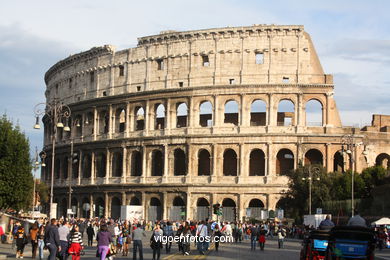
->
xmin=6 ymin=212 xmax=390 ymax=260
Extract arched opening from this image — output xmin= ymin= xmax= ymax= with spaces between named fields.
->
xmin=155 ymin=103 xmax=165 ymax=130
xmin=375 ymin=153 xmax=390 ymax=169
xmin=250 ymin=100 xmax=267 ymax=126
xmin=170 ymin=196 xmax=186 ymax=221
xmin=176 ymin=103 xmax=188 ymax=128
xmin=81 ymin=198 xmax=90 ymax=218
xmin=115 ymin=108 xmax=126 ymax=133
xmin=130 ymin=196 xmax=141 ymax=205
xmin=276 ymin=149 xmax=294 ymax=175
xmin=72 ymin=154 xmax=79 ymax=179
xmin=60 ymin=198 xmax=67 ymax=218
xmin=84 ymin=112 xmax=94 ymax=136
xmin=96 ymin=153 xmax=106 ymax=177
xmin=55 ymin=158 xmax=61 ymax=179
xmin=71 ymin=198 xmax=78 ymax=218
xmin=99 ymin=111 xmax=109 ymax=134
xmin=95 ymin=197 xmax=105 ymax=218
xmin=249 ymin=149 xmax=265 ymax=176
xmin=174 ymin=149 xmax=186 ymax=176
xmin=223 ymin=149 xmax=237 ymax=176
xmin=112 ymin=152 xmax=123 ymax=177
xmin=305 ymin=99 xmax=323 ymax=126
xmin=277 ymin=100 xmax=295 ymax=126
xmin=82 ymin=154 xmax=91 ymax=178
xmin=196 ymin=198 xmax=210 ymax=221
xmin=135 ymin=107 xmax=145 ymax=131
xmin=131 ymin=151 xmax=142 ymax=176
xmin=63 ymin=157 xmax=68 ymax=179
xmin=111 ymin=197 xmax=121 ymax=219
xmin=224 ymin=100 xmax=239 ymax=126
xmin=151 ymin=150 xmax=163 ymax=176
xmin=199 ymin=101 xmax=213 ymax=127
xmin=305 ymin=149 xmax=323 ymax=165
xmin=333 ymin=151 xmax=344 ymax=173
xmin=198 ymin=149 xmax=211 ymax=176
xmin=74 ymin=115 xmax=83 ymax=137
xmin=247 ymin=199 xmax=265 ymax=219
xmin=149 ymin=197 xmax=162 ymax=221
xmin=222 ymin=198 xmax=236 ymax=222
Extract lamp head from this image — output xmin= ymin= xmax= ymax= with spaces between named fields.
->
xmin=33 ymin=116 xmax=41 ymax=129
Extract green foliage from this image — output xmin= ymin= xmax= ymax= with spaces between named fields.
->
xmin=0 ymin=115 xmax=33 ymax=211
xmin=35 ymin=181 xmax=49 ymax=204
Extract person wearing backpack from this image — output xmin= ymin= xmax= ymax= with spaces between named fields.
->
xmin=277 ymin=225 xmax=286 ymax=249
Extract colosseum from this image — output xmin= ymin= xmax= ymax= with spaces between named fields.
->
xmin=41 ymin=24 xmax=390 ymax=222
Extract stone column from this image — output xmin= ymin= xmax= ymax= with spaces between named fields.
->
xmin=163 ymin=145 xmax=169 ymax=180
xmin=266 ymin=142 xmax=273 ymax=176
xmin=146 ymin=101 xmax=152 ymax=133
xmin=297 ymin=94 xmax=304 ymax=126
xmin=126 ymin=102 xmax=131 ymax=138
xmin=212 ymin=144 xmax=218 ymax=181
xmin=326 ymin=143 xmax=332 ymax=172
xmin=104 ymin=192 xmax=109 ymax=218
xmin=188 ymin=97 xmax=194 ymax=129
xmin=122 ymin=147 xmax=127 ymax=183
xmin=105 ymin=149 xmax=110 ymax=184
xmin=78 ymin=150 xmax=83 ymax=185
xmin=213 ymin=95 xmax=219 ymax=127
xmin=121 ymin=192 xmax=127 ymax=206
xmin=186 ymin=145 xmax=193 ymax=182
xmin=165 ymin=99 xmax=171 ymax=134
xmin=142 ymin=146 xmax=147 ymax=183
xmin=163 ymin=192 xmax=168 ymax=220
xmin=93 ymin=107 xmax=97 ymax=141
xmin=267 ymin=94 xmax=275 ymax=126
xmin=239 ymin=143 xmax=245 ymax=179
xmin=296 ymin=143 xmax=301 ymax=168
xmin=91 ymin=152 xmax=95 ymax=185
xmin=90 ymin=194 xmax=94 ymax=218
xmin=108 ymin=105 xmax=113 ymax=139
xmin=326 ymin=93 xmax=332 ymax=126
xmin=240 ymin=94 xmax=247 ymax=127
xmin=142 ymin=191 xmax=147 ymax=221
xmin=237 ymin=194 xmax=243 ymax=222
xmin=186 ymin=191 xmax=192 ymax=220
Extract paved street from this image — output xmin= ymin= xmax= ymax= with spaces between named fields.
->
xmin=1 ymin=236 xmax=390 ymax=259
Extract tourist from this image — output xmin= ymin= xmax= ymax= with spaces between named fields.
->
xmin=250 ymin=224 xmax=258 ymax=250
xmin=213 ymin=224 xmax=222 ymax=252
xmin=132 ymin=223 xmax=146 ymax=260
xmin=180 ymin=223 xmax=191 ymax=255
xmin=15 ymin=225 xmax=28 ymax=258
xmin=150 ymin=224 xmax=163 ymax=260
xmin=96 ymin=224 xmax=113 ymax=260
xmin=68 ymin=225 xmax=84 ymax=260
xmin=37 ymin=224 xmax=45 ymax=260
xmin=277 ymin=225 xmax=286 ymax=249
xmin=44 ymin=218 xmax=61 ymax=260
xmin=319 ymin=215 xmax=335 ymax=230
xmin=29 ymin=223 xmax=39 ymax=258
xmin=58 ymin=221 xmax=70 ymax=260
xmin=347 ymin=210 xmax=367 ymax=227
xmin=196 ymin=220 xmax=208 ymax=254
xmin=86 ymin=224 xmax=95 ymax=247
xmin=258 ymin=226 xmax=266 ymax=251
xmin=163 ymin=221 xmax=174 ymax=253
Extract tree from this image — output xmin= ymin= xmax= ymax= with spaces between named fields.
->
xmin=0 ymin=115 xmax=33 ymax=211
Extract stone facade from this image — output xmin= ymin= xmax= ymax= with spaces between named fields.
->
xmin=41 ymin=25 xmax=390 ymax=221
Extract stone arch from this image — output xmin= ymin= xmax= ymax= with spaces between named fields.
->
xmin=96 ymin=152 xmax=106 ymax=177
xmin=135 ymin=106 xmax=145 ymax=131
xmin=131 ymin=150 xmax=142 ymax=176
xmin=150 ymin=197 xmax=162 ymax=206
xmin=333 ymin=150 xmax=344 ymax=172
xmin=130 ymin=196 xmax=141 ymax=205
xmin=277 ymin=99 xmax=295 ymax=126
xmin=115 ymin=107 xmax=126 ymax=133
xmin=198 ymin=149 xmax=211 ymax=176
xmin=176 ymin=102 xmax=188 ymax=128
xmin=151 ymin=150 xmax=163 ymax=176
xmin=149 ymin=197 xmax=162 ymax=221
xmin=305 ymin=99 xmax=323 ymax=126
xmin=155 ymin=103 xmax=165 ymax=130
xmin=95 ymin=197 xmax=105 ymax=218
xmin=249 ymin=149 xmax=265 ymax=176
xmin=276 ymin=148 xmax=294 ymax=175
xmin=72 ymin=154 xmax=79 ymax=179
xmin=174 ymin=148 xmax=186 ymax=176
xmin=248 ymin=198 xmax=265 ymax=208
xmin=305 ymin=149 xmax=324 ymax=165
xmin=223 ymin=149 xmax=237 ymax=176
xmin=81 ymin=197 xmax=90 ymax=218
xmin=224 ymin=100 xmax=239 ymax=125
xmin=112 ymin=151 xmax=123 ymax=177
xmin=222 ymin=198 xmax=236 ymax=222
xmin=250 ymin=99 xmax=267 ymax=126
xmin=173 ymin=196 xmax=185 ymax=206
xmin=197 ymin=198 xmax=210 ymax=206
xmin=111 ymin=196 xmax=121 ymax=219
xmin=376 ymin=153 xmax=390 ymax=169
xmin=82 ymin=153 xmax=92 ymax=178
xmin=196 ymin=198 xmax=210 ymax=221
xmin=170 ymin=196 xmax=186 ymax=221
xmin=98 ymin=110 xmax=109 ymax=134
xmin=199 ymin=101 xmax=213 ymax=127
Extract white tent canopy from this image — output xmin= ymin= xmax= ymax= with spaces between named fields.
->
xmin=371 ymin=217 xmax=390 ymax=226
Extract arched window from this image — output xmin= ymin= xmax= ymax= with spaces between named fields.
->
xmin=96 ymin=153 xmax=106 ymax=177
xmin=63 ymin=156 xmax=68 ymax=179
xmin=82 ymin=154 xmax=92 ymax=178
xmin=248 ymin=199 xmax=265 ymax=208
xmin=224 ymin=100 xmax=239 ymax=126
xmin=112 ymin=152 xmax=123 ymax=177
xmin=198 ymin=149 xmax=211 ymax=176
xmin=333 ymin=151 xmax=344 ymax=172
xmin=174 ymin=149 xmax=186 ymax=176
xmin=276 ymin=149 xmax=294 ymax=175
xmin=223 ymin=149 xmax=237 ymax=176
xmin=305 ymin=149 xmax=323 ymax=165
xmin=111 ymin=197 xmax=121 ymax=219
xmin=250 ymin=100 xmax=267 ymax=126
xmin=116 ymin=108 xmax=126 ymax=133
xmin=84 ymin=112 xmax=94 ymax=135
xmin=150 ymin=197 xmax=161 ymax=206
xmin=277 ymin=100 xmax=295 ymax=126
xmin=99 ymin=111 xmax=109 ymax=134
xmin=199 ymin=101 xmax=213 ymax=127
xmin=306 ymin=99 xmax=323 ymax=126
xmin=152 ymin=150 xmax=163 ymax=176
xmin=155 ymin=104 xmax=165 ymax=130
xmin=376 ymin=153 xmax=390 ymax=169
xmin=249 ymin=149 xmax=265 ymax=176
xmin=95 ymin=197 xmax=105 ymax=218
xmin=130 ymin=197 xmax=141 ymax=205
xmin=176 ymin=103 xmax=188 ymax=128
xmin=81 ymin=198 xmax=90 ymax=218
xmin=131 ymin=151 xmax=142 ymax=176
xmin=135 ymin=107 xmax=145 ymax=131
xmin=222 ymin=198 xmax=236 ymax=222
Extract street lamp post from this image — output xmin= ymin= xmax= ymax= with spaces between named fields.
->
xmin=34 ymin=98 xmax=71 ymax=218
xmin=341 ymin=134 xmax=355 ymax=217
xmin=302 ymin=165 xmax=320 ymax=215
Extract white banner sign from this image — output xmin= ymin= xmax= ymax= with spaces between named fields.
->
xmin=121 ymin=205 xmax=143 ymax=221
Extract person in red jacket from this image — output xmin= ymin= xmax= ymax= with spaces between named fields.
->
xmin=258 ymin=226 xmax=266 ymax=251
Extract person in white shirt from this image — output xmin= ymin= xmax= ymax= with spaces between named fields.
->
xmin=196 ymin=221 xmax=208 ymax=255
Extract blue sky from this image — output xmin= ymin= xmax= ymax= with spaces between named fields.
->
xmin=0 ymin=0 xmax=389 ymax=165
